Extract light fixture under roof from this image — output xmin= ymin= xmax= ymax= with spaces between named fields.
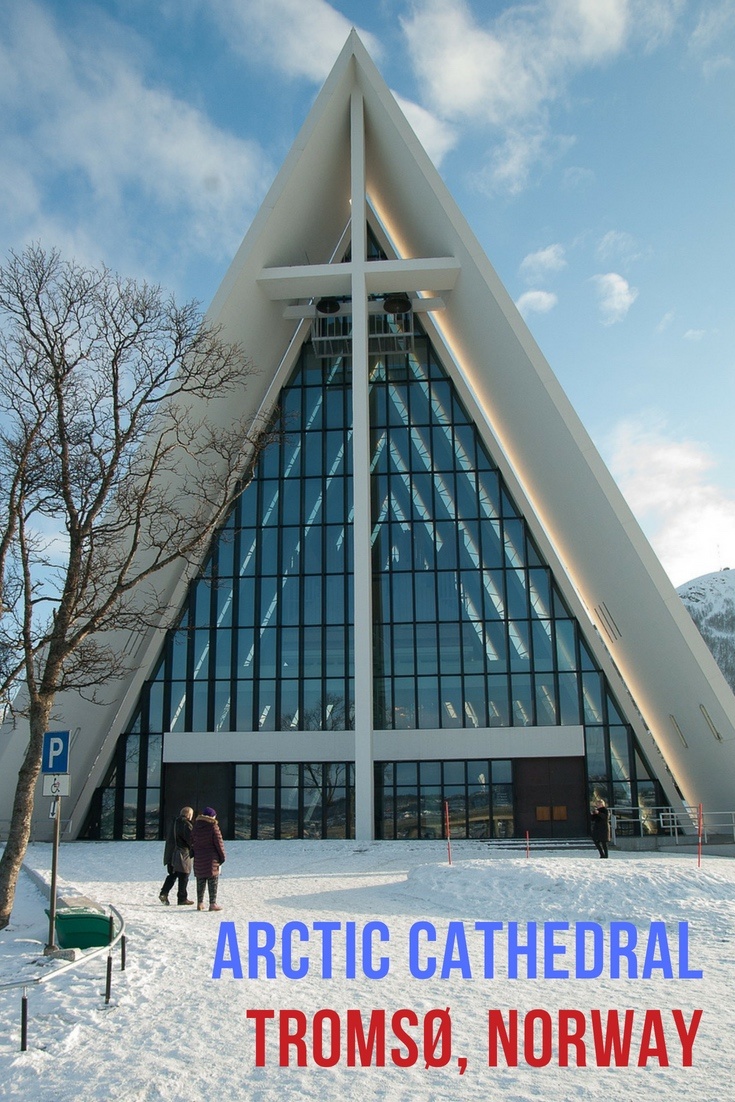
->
xmin=316 ymin=296 xmax=341 ymax=315
xmin=382 ymin=292 xmax=411 ymax=315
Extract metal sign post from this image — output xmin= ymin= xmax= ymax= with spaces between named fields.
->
xmin=45 ymin=796 xmax=61 ymax=954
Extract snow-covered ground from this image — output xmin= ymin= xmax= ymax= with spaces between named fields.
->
xmin=1 ymin=840 xmax=733 ymax=1101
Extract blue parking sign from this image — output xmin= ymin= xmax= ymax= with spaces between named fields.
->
xmin=42 ymin=730 xmax=70 ymax=774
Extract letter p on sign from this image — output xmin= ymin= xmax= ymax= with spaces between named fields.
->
xmin=42 ymin=730 xmax=70 ymax=775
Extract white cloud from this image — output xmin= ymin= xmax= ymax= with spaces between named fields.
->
xmin=691 ymin=2 xmax=735 ymax=54
xmin=563 ymin=165 xmax=596 ymax=189
xmin=209 ymin=0 xmax=381 ymax=82
xmin=688 ymin=1 xmax=735 ymax=77
xmin=392 ymin=93 xmax=458 ymax=167
xmin=402 ymin=0 xmax=628 ymax=125
xmin=473 ymin=126 xmax=575 ymax=196
xmin=628 ymin=0 xmax=686 ymax=51
xmin=591 ymin=272 xmax=638 ymax=324
xmin=596 ymin=229 xmax=642 ymax=265
xmin=656 ymin=310 xmax=675 ymax=332
xmin=684 ymin=328 xmax=707 ymax=341
xmin=0 ymin=3 xmax=270 ymax=264
xmin=401 ymin=0 xmax=682 ymax=193
xmin=607 ymin=418 xmax=735 ymax=585
xmin=520 ymin=243 xmax=567 ymax=281
xmin=516 ymin=290 xmax=558 ymax=317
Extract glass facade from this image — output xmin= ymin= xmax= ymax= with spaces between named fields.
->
xmin=234 ymin=762 xmax=354 ymax=839
xmin=376 ymin=759 xmax=513 ymax=840
xmin=83 ymin=315 xmax=664 ymax=841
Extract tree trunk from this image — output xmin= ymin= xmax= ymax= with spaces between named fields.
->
xmin=0 ymin=700 xmax=52 ymax=928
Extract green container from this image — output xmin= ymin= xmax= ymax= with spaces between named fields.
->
xmin=46 ymin=907 xmax=111 ymax=949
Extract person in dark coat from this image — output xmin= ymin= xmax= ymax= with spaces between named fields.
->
xmin=192 ymin=806 xmax=226 ymax=911
xmin=160 ymin=806 xmax=194 ymax=905
xmin=590 ymin=800 xmax=610 ymax=859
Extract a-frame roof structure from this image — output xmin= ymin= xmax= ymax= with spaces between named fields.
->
xmin=5 ymin=31 xmax=734 ymax=841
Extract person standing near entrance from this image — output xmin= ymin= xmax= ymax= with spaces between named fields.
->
xmin=160 ymin=806 xmax=195 ymax=905
xmin=192 ymin=807 xmax=226 ymax=911
xmin=590 ymin=800 xmax=610 ymax=859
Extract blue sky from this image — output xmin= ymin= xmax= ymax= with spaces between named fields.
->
xmin=1 ymin=0 xmax=733 ymax=587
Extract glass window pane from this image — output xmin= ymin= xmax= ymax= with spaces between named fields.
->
xmin=558 ymin=672 xmax=580 ymax=724
xmin=170 ymin=684 xmax=187 ymax=732
xmin=393 ymin=624 xmax=416 ymax=675
xmin=235 ymin=683 xmax=253 ymax=729
xmin=257 ymin=681 xmax=276 ymax=729
xmin=511 ymin=674 xmax=533 ymax=725
xmin=585 ymin=728 xmax=607 ymax=782
xmin=395 ymin=762 xmax=417 ymax=786
xmin=148 ymin=683 xmax=164 ymax=732
xmin=214 ymin=629 xmax=232 ymax=678
xmin=171 ymin=631 xmax=188 ymax=680
xmin=463 ymin=675 xmax=487 ymax=727
xmin=414 ymin=572 xmax=437 ymax=621
xmin=528 ymin=569 xmax=552 ymax=618
xmin=556 ymin=621 xmax=577 ymax=670
xmin=279 ymin=680 xmax=300 ymax=729
xmin=492 ymin=760 xmax=512 ymax=784
xmin=487 ymin=676 xmax=510 ymax=726
xmin=443 ymin=761 xmax=465 ymax=785
xmin=535 ymin=674 xmax=557 ymax=725
xmin=258 ymin=763 xmax=276 ymax=786
xmin=610 ymin=726 xmax=631 ymax=781
xmin=191 ymin=681 xmax=208 ymax=730
xmin=415 ymin=623 xmax=438 ymax=674
xmin=532 ymin=620 xmax=554 ymax=671
xmin=582 ymin=671 xmax=604 ymax=723
xmin=214 ymin=682 xmax=231 ymax=731
xmin=417 ymin=677 xmax=440 ymax=727
xmin=393 ymin=678 xmax=416 ymax=728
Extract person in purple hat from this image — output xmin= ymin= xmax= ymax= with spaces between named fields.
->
xmin=192 ymin=806 xmax=226 ymax=911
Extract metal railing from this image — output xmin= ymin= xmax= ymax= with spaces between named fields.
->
xmin=609 ymin=805 xmax=735 ymax=845
xmin=0 ymin=904 xmax=127 ymax=1051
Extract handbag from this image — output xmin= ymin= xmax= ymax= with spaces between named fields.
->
xmin=172 ymin=847 xmax=192 ymax=875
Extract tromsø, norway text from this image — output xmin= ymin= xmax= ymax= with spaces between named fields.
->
xmin=243 ymin=1006 xmax=703 ymax=1070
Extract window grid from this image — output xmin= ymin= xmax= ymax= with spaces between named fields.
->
xmin=234 ymin=762 xmax=355 ymax=839
xmin=84 ymin=324 xmax=666 ymax=840
xmin=376 ymin=758 xmax=513 ymax=840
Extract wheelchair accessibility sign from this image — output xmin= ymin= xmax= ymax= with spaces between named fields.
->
xmin=42 ymin=773 xmax=71 ymax=797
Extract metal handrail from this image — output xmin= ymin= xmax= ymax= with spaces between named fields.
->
xmin=609 ymin=805 xmax=735 ymax=844
xmin=0 ymin=904 xmax=126 ymax=993
xmin=0 ymin=904 xmax=126 ymax=1050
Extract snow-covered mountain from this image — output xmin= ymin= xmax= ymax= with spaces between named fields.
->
xmin=678 ymin=569 xmax=735 ymax=694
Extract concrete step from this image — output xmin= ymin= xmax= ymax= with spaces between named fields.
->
xmin=483 ymin=837 xmax=592 ymax=851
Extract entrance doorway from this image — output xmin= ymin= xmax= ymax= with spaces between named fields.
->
xmin=514 ymin=757 xmax=587 ymax=839
xmin=162 ymin=763 xmax=234 ymax=839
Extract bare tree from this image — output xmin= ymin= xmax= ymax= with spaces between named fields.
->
xmin=0 ymin=244 xmax=274 ymax=928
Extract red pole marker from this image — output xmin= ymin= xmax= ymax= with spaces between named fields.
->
xmin=444 ymin=799 xmax=452 ymax=866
